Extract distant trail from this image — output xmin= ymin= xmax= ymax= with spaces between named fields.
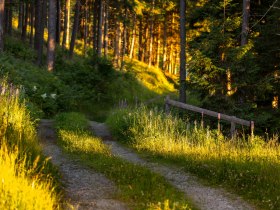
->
xmin=38 ymin=120 xmax=127 ymax=210
xmin=90 ymin=121 xmax=256 ymax=210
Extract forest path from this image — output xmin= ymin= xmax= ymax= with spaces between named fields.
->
xmin=38 ymin=119 xmax=128 ymax=210
xmin=90 ymin=121 xmax=256 ymax=210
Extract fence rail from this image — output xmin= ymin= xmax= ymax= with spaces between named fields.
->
xmin=165 ymin=96 xmax=254 ymax=138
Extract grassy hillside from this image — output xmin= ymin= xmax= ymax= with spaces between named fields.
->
xmin=1 ymin=36 xmax=176 ymax=120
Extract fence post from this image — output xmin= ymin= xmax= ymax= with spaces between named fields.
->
xmin=201 ymin=112 xmax=204 ymax=129
xmin=250 ymin=121 xmax=254 ymax=138
xmin=230 ymin=116 xmax=236 ymax=138
xmin=165 ymin=95 xmax=171 ymax=115
xmin=217 ymin=113 xmax=221 ymax=133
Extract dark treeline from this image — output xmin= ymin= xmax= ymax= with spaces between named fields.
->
xmin=0 ymin=0 xmax=279 ymax=131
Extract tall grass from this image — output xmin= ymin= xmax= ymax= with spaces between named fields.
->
xmin=107 ymin=106 xmax=280 ymax=210
xmin=55 ymin=112 xmax=193 ymax=210
xmin=0 ymin=80 xmax=60 ymax=209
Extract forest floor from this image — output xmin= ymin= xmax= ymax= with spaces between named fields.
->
xmin=38 ymin=120 xmax=128 ymax=210
xmin=38 ymin=119 xmax=256 ymax=210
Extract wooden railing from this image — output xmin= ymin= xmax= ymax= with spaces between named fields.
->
xmin=165 ymin=96 xmax=254 ymax=138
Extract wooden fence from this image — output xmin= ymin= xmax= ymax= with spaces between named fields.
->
xmin=165 ymin=96 xmax=254 ymax=138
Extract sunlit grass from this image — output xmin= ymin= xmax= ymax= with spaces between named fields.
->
xmin=0 ymin=79 xmax=61 ymax=209
xmin=55 ymin=112 xmax=193 ymax=210
xmin=107 ymin=106 xmax=280 ymax=210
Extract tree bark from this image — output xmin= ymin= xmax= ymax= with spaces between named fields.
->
xmin=162 ymin=12 xmax=167 ymax=70
xmin=21 ymin=3 xmax=28 ymax=41
xmin=7 ymin=0 xmax=12 ymax=35
xmin=0 ymin=0 xmax=4 ymax=52
xmin=84 ymin=0 xmax=89 ymax=55
xmin=56 ymin=0 xmax=61 ymax=44
xmin=29 ymin=4 xmax=34 ymax=46
xmin=241 ymin=0 xmax=250 ymax=46
xmin=156 ymin=24 xmax=161 ymax=68
xmin=18 ymin=1 xmax=23 ymax=29
xmin=179 ymin=0 xmax=186 ymax=103
xmin=62 ymin=0 xmax=70 ymax=48
xmin=47 ymin=0 xmax=57 ymax=71
xmin=97 ymin=0 xmax=103 ymax=57
xmin=36 ymin=0 xmax=47 ymax=66
xmin=69 ymin=0 xmax=80 ymax=57
xmin=129 ymin=14 xmax=136 ymax=59
xmin=93 ymin=0 xmax=98 ymax=53
xmin=148 ymin=0 xmax=155 ymax=67
xmin=103 ymin=0 xmax=108 ymax=57
xmin=34 ymin=0 xmax=42 ymax=50
xmin=114 ymin=20 xmax=121 ymax=67
xmin=138 ymin=18 xmax=143 ymax=61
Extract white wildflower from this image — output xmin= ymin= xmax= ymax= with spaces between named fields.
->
xmin=41 ymin=93 xmax=47 ymax=99
xmin=50 ymin=93 xmax=56 ymax=99
xmin=33 ymin=86 xmax=37 ymax=91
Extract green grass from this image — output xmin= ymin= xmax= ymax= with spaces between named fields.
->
xmin=0 ymin=80 xmax=61 ymax=209
xmin=107 ymin=106 xmax=280 ymax=210
xmin=55 ymin=112 xmax=194 ymax=210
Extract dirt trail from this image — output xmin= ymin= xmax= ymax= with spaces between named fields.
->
xmin=90 ymin=121 xmax=256 ymax=210
xmin=38 ymin=119 xmax=128 ymax=210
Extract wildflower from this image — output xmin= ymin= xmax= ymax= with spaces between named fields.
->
xmin=33 ymin=86 xmax=37 ymax=91
xmin=41 ymin=93 xmax=47 ymax=99
xmin=50 ymin=93 xmax=56 ymax=99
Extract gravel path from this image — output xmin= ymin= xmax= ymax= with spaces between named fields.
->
xmin=38 ymin=120 xmax=128 ymax=210
xmin=90 ymin=121 xmax=256 ymax=210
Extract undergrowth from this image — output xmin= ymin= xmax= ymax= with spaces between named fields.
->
xmin=0 ymin=80 xmax=61 ymax=209
xmin=107 ymin=106 xmax=280 ymax=210
xmin=55 ymin=112 xmax=193 ymax=210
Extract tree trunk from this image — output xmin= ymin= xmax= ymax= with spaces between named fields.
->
xmin=148 ymin=0 xmax=155 ymax=67
xmin=29 ymin=4 xmax=35 ymax=46
xmin=56 ymin=0 xmax=61 ymax=44
xmin=97 ymin=0 xmax=103 ymax=57
xmin=7 ymin=0 xmax=12 ymax=35
xmin=93 ymin=0 xmax=98 ymax=53
xmin=129 ymin=15 xmax=136 ymax=60
xmin=156 ymin=24 xmax=161 ymax=68
xmin=21 ymin=3 xmax=28 ymax=41
xmin=62 ymin=0 xmax=70 ymax=48
xmin=84 ymin=0 xmax=88 ymax=55
xmin=103 ymin=0 xmax=108 ymax=57
xmin=18 ymin=1 xmax=23 ymax=29
xmin=162 ymin=12 xmax=167 ymax=70
xmin=114 ymin=20 xmax=121 ymax=67
xmin=47 ymin=0 xmax=56 ymax=71
xmin=138 ymin=18 xmax=143 ymax=61
xmin=0 ymin=0 xmax=4 ymax=52
xmin=241 ymin=0 xmax=250 ymax=46
xmin=34 ymin=0 xmax=42 ymax=50
xmin=69 ymin=0 xmax=80 ymax=58
xmin=36 ymin=0 xmax=47 ymax=66
xmin=179 ymin=0 xmax=186 ymax=103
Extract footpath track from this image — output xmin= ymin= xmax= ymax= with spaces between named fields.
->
xmin=90 ymin=121 xmax=256 ymax=210
xmin=38 ymin=120 xmax=127 ymax=210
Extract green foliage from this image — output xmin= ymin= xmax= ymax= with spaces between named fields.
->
xmin=55 ymin=112 xmax=193 ymax=210
xmin=107 ymin=107 xmax=280 ymax=210
xmin=0 ymin=80 xmax=61 ymax=209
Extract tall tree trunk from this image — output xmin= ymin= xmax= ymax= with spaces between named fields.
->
xmin=93 ymin=0 xmax=98 ymax=53
xmin=84 ymin=0 xmax=88 ymax=55
xmin=62 ymin=0 xmax=70 ymax=48
xmin=156 ymin=24 xmax=161 ymax=68
xmin=0 ymin=0 xmax=4 ymax=52
xmin=21 ymin=3 xmax=28 ymax=41
xmin=69 ymin=0 xmax=80 ymax=57
xmin=47 ymin=0 xmax=56 ymax=71
xmin=18 ymin=1 xmax=23 ymax=29
xmin=97 ymin=0 xmax=103 ymax=57
xmin=7 ymin=0 xmax=12 ymax=35
xmin=114 ymin=20 xmax=121 ymax=67
xmin=179 ymin=0 xmax=186 ymax=103
xmin=56 ymin=0 xmax=61 ymax=44
xmin=29 ymin=4 xmax=34 ymax=46
xmin=138 ymin=18 xmax=143 ymax=61
xmin=36 ymin=0 xmax=47 ymax=66
xmin=103 ymin=0 xmax=108 ymax=57
xmin=241 ymin=0 xmax=250 ymax=46
xmin=34 ymin=0 xmax=42 ymax=50
xmin=120 ymin=3 xmax=127 ymax=70
xmin=129 ymin=14 xmax=136 ymax=59
xmin=162 ymin=12 xmax=167 ymax=70
xmin=148 ymin=0 xmax=155 ymax=67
